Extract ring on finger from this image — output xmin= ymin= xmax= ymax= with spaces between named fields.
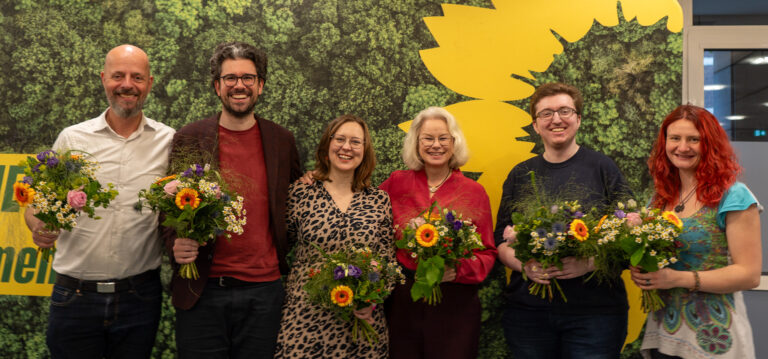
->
xmin=645 ymin=279 xmax=650 ymax=285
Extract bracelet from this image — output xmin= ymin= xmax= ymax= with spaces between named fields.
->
xmin=690 ymin=270 xmax=700 ymax=292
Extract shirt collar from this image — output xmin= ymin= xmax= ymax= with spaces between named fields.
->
xmin=93 ymin=108 xmax=159 ymax=138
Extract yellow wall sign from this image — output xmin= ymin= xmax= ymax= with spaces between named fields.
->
xmin=0 ymin=154 xmax=56 ymax=296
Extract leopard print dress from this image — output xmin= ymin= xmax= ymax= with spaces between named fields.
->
xmin=274 ymin=181 xmax=394 ymax=358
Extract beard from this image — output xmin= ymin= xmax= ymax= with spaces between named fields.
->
xmin=107 ymin=87 xmax=144 ymax=118
xmin=220 ymin=88 xmax=258 ymax=118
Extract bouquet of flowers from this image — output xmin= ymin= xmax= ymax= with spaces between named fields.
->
xmin=593 ymin=199 xmax=682 ymax=312
xmin=509 ymin=198 xmax=595 ymax=302
xmin=396 ymin=202 xmax=486 ymax=305
xmin=304 ymin=244 xmax=404 ymax=345
xmin=13 ymin=149 xmax=118 ymax=262
xmin=135 ymin=163 xmax=246 ymax=279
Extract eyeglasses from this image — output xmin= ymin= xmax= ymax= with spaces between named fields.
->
xmin=419 ymin=135 xmax=453 ymax=147
xmin=331 ymin=135 xmax=364 ymax=149
xmin=220 ymin=74 xmax=259 ymax=87
xmin=536 ymin=107 xmax=577 ymax=121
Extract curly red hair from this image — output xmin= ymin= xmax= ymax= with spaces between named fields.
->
xmin=648 ymin=105 xmax=741 ymax=208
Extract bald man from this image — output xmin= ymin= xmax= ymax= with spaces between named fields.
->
xmin=25 ymin=44 xmax=175 ymax=358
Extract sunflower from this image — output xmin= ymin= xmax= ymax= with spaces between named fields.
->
xmin=330 ymin=285 xmax=354 ymax=307
xmin=661 ymin=211 xmax=683 ymax=230
xmin=13 ymin=182 xmax=35 ymax=207
xmin=175 ymin=188 xmax=201 ymax=209
xmin=155 ymin=174 xmax=177 ymax=185
xmin=569 ymin=219 xmax=589 ymax=242
xmin=594 ymin=215 xmax=608 ymax=233
xmin=415 ymin=223 xmax=439 ymax=247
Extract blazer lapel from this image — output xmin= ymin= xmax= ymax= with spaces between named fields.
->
xmin=257 ymin=116 xmax=278 ymax=207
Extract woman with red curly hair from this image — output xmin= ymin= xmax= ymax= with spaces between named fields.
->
xmin=631 ymin=105 xmax=762 ymax=359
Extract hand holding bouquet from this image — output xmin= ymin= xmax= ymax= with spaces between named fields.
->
xmin=396 ymin=202 xmax=486 ymax=305
xmin=593 ymin=199 xmax=682 ymax=311
xmin=510 ymin=199 xmax=594 ymax=302
xmin=304 ymin=244 xmax=404 ymax=345
xmin=13 ymin=150 xmax=118 ymax=262
xmin=135 ymin=164 xmax=246 ymax=279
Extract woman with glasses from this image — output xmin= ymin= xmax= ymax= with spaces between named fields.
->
xmin=630 ymin=105 xmax=761 ymax=359
xmin=274 ymin=115 xmax=395 ymax=358
xmin=380 ymin=106 xmax=497 ymax=359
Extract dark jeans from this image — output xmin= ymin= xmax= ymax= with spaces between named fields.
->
xmin=649 ymin=349 xmax=682 ymax=359
xmin=46 ymin=272 xmax=162 ymax=359
xmin=175 ymin=278 xmax=285 ymax=359
xmin=502 ymin=306 xmax=627 ymax=359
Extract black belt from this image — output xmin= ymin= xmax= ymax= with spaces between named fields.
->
xmin=55 ymin=269 xmax=159 ymax=294
xmin=208 ymin=276 xmax=274 ymax=288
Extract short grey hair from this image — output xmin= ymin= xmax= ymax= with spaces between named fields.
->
xmin=402 ymin=107 xmax=469 ymax=170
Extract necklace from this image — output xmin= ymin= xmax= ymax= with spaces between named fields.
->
xmin=674 ymin=185 xmax=698 ymax=213
xmin=428 ymin=171 xmax=452 ymax=193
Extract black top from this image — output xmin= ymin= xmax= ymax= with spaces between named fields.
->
xmin=493 ymin=146 xmax=631 ymax=314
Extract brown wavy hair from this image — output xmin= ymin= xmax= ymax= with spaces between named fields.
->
xmin=313 ymin=114 xmax=376 ymax=191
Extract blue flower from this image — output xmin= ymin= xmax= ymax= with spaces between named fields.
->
xmin=347 ymin=265 xmax=362 ymax=278
xmin=573 ymin=211 xmax=584 ymax=218
xmin=46 ymin=156 xmax=59 ymax=167
xmin=333 ymin=266 xmax=346 ymax=280
xmin=221 ymin=193 xmax=231 ymax=203
xmin=551 ymin=222 xmax=565 ymax=234
xmin=211 ymin=211 xmax=221 ymax=218
xmin=368 ymin=272 xmax=380 ymax=283
xmin=544 ymin=236 xmax=558 ymax=250
xmin=614 ymin=210 xmax=626 ymax=219
xmin=535 ymin=227 xmax=548 ymax=238
xmin=36 ymin=150 xmax=56 ymax=162
xmin=446 ymin=212 xmax=454 ymax=222
xmin=65 ymin=160 xmax=81 ymax=172
xmin=22 ymin=176 xmax=33 ymax=185
xmin=453 ymin=220 xmax=463 ymax=231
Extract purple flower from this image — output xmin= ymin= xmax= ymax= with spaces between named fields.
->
xmin=36 ymin=150 xmax=56 ymax=162
xmin=22 ymin=176 xmax=33 ymax=185
xmin=535 ymin=227 xmax=547 ymax=238
xmin=544 ymin=236 xmax=558 ymax=250
xmin=453 ymin=220 xmax=463 ymax=231
xmin=182 ymin=168 xmax=193 ymax=178
xmin=368 ymin=272 xmax=380 ymax=283
xmin=614 ymin=209 xmax=627 ymax=219
xmin=551 ymin=222 xmax=565 ymax=234
xmin=195 ymin=164 xmax=204 ymax=176
xmin=446 ymin=212 xmax=455 ymax=222
xmin=46 ymin=156 xmax=59 ymax=167
xmin=347 ymin=265 xmax=362 ymax=278
xmin=573 ymin=211 xmax=584 ymax=218
xmin=333 ymin=266 xmax=346 ymax=280
xmin=32 ymin=163 xmax=42 ymax=173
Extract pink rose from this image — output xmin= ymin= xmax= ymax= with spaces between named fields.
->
xmin=626 ymin=212 xmax=642 ymax=227
xmin=66 ymin=190 xmax=87 ymax=211
xmin=503 ymin=225 xmax=517 ymax=244
xmin=408 ymin=216 xmax=426 ymax=229
xmin=164 ymin=180 xmax=181 ymax=196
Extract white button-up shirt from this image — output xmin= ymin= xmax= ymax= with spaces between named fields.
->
xmin=51 ymin=109 xmax=175 ymax=280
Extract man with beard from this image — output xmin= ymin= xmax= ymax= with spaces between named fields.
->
xmin=24 ymin=44 xmax=175 ymax=358
xmin=167 ymin=41 xmax=302 ymax=358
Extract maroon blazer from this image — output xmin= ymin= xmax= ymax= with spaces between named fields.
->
xmin=164 ymin=113 xmax=302 ymax=310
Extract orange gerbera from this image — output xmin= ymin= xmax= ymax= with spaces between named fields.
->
xmin=155 ymin=174 xmax=177 ymax=185
xmin=570 ymin=219 xmax=589 ymax=242
xmin=594 ymin=215 xmax=608 ymax=233
xmin=661 ymin=211 xmax=683 ymax=229
xmin=175 ymin=188 xmax=201 ymax=209
xmin=13 ymin=182 xmax=35 ymax=207
xmin=330 ymin=285 xmax=354 ymax=307
xmin=423 ymin=210 xmax=441 ymax=222
xmin=415 ymin=223 xmax=439 ymax=247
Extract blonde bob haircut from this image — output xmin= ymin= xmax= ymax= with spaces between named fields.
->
xmin=402 ymin=106 xmax=469 ymax=170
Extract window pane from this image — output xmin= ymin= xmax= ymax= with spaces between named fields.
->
xmin=704 ymin=50 xmax=768 ymax=141
xmin=694 ymin=0 xmax=768 ymax=26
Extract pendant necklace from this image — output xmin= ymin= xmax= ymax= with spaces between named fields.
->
xmin=428 ymin=171 xmax=452 ymax=193
xmin=674 ymin=185 xmax=697 ymax=213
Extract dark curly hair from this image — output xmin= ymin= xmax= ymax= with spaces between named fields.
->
xmin=209 ymin=41 xmax=267 ymax=90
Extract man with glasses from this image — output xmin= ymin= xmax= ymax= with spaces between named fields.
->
xmin=25 ymin=44 xmax=175 ymax=358
xmin=167 ymin=41 xmax=301 ymax=358
xmin=494 ymin=82 xmax=631 ymax=358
